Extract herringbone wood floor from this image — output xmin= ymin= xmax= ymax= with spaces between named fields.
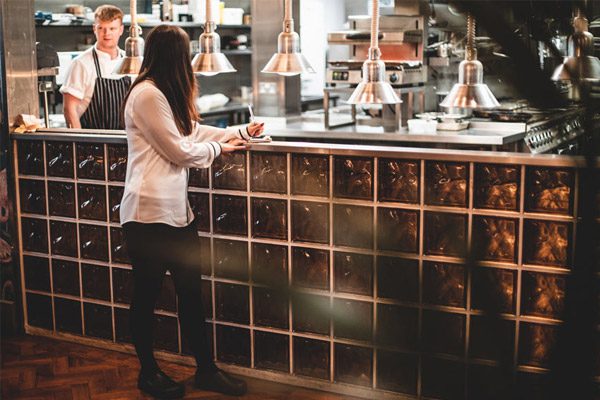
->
xmin=1 ymin=335 xmax=353 ymax=400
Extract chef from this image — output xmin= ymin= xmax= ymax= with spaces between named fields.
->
xmin=61 ymin=5 xmax=131 ymax=129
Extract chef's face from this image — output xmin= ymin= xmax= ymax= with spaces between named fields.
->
xmin=93 ymin=18 xmax=124 ymax=51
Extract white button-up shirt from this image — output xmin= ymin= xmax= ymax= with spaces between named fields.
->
xmin=120 ymin=80 xmax=250 ymax=227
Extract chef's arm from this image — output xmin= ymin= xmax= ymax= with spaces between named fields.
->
xmin=63 ymin=93 xmax=82 ymax=129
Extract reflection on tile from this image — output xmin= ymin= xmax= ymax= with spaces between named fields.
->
xmin=48 ymin=181 xmax=76 ymax=218
xmin=214 ymin=239 xmax=248 ymax=281
xmin=46 ymin=141 xmax=74 ymax=178
xmin=334 ymin=156 xmax=373 ymax=200
xmin=333 ymin=299 xmax=372 ymax=341
xmin=333 ymin=205 xmax=373 ymax=249
xmin=475 ymin=164 xmax=519 ymax=210
xmin=21 ymin=217 xmax=48 ymax=253
xmin=213 ymin=195 xmax=247 ymax=236
xmin=217 ymin=325 xmax=251 ymax=366
xmin=423 ymin=262 xmax=465 ymax=308
xmin=425 ymin=161 xmax=468 ymax=207
xmin=334 ymin=344 xmax=372 ymax=387
xmin=114 ymin=307 xmax=131 ymax=343
xmin=524 ymin=220 xmax=570 ymax=267
xmin=252 ymin=198 xmax=287 ymax=240
xmin=188 ymin=192 xmax=210 ymax=232
xmin=76 ymin=143 xmax=105 ymax=180
xmin=20 ymin=179 xmax=46 ymax=215
xmin=199 ymin=237 xmax=211 ymax=276
xmin=378 ymin=158 xmax=419 ymax=204
xmin=215 ymin=282 xmax=249 ymax=324
xmin=253 ymin=287 xmax=288 ymax=329
xmin=474 ymin=217 xmax=518 ymax=262
xmin=108 ymin=186 xmax=124 ymax=223
xmin=292 ymin=293 xmax=330 ymax=335
xmin=84 ymin=302 xmax=113 ymax=340
xmin=422 ymin=310 xmax=465 ymax=356
xmin=252 ymin=243 xmax=288 ymax=286
xmin=82 ymin=263 xmax=110 ymax=301
xmin=471 ymin=267 xmax=516 ymax=314
xmin=291 ymin=154 xmax=329 ymax=197
xmin=376 ymin=208 xmax=418 ymax=253
xmin=294 ymin=337 xmax=330 ymax=380
xmin=424 ymin=212 xmax=466 ymax=257
xmin=377 ymin=257 xmax=418 ymax=302
xmin=78 ymin=184 xmax=107 ymax=221
xmin=254 ymin=331 xmax=289 ymax=372
xmin=251 ymin=152 xmax=287 ymax=193
xmin=23 ymin=256 xmax=50 ymax=292
xmin=422 ymin=357 xmax=465 ymax=399
xmin=519 ymin=323 xmax=557 ymax=368
xmin=468 ymin=364 xmax=513 ymax=400
xmin=154 ymin=314 xmax=179 ymax=353
xmin=291 ymin=201 xmax=329 ymax=244
xmin=50 ymin=221 xmax=77 ymax=257
xmin=54 ymin=297 xmax=82 ymax=334
xmin=79 ymin=224 xmax=108 ymax=261
xmin=334 ymin=252 xmax=373 ymax=296
xmin=189 ymin=167 xmax=210 ymax=188
xmin=376 ymin=304 xmax=418 ymax=351
xmin=292 ymin=247 xmax=329 ymax=290
xmin=526 ymin=167 xmax=573 ymax=215
xmin=522 ymin=272 xmax=566 ymax=319
xmin=469 ymin=315 xmax=514 ymax=361
xmin=110 ymin=227 xmax=129 ymax=264
xmin=107 ymin=144 xmax=127 ymax=181
xmin=156 ymin=275 xmax=177 ymax=312
xmin=52 ymin=260 xmax=80 ymax=296
xmin=377 ymin=350 xmax=418 ymax=395
xmin=18 ymin=141 xmax=44 ymax=176
xmin=112 ymin=267 xmax=132 ymax=304
xmin=212 ymin=152 xmax=246 ymax=191
xmin=26 ymin=293 xmax=53 ymax=329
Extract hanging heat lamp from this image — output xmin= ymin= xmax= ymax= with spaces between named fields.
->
xmin=114 ymin=0 xmax=144 ymax=75
xmin=261 ymin=0 xmax=315 ymax=76
xmin=192 ymin=0 xmax=236 ymax=76
xmin=347 ymin=0 xmax=400 ymax=104
xmin=439 ymin=13 xmax=499 ymax=109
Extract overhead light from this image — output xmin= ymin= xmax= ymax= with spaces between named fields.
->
xmin=440 ymin=13 xmax=499 ymax=109
xmin=261 ymin=0 xmax=315 ymax=76
xmin=114 ymin=0 xmax=144 ymax=75
xmin=347 ymin=0 xmax=400 ymax=104
xmin=192 ymin=0 xmax=236 ymax=76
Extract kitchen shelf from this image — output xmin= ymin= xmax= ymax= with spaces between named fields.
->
xmin=36 ymin=21 xmax=251 ymax=30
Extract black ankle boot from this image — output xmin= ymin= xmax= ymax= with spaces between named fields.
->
xmin=138 ymin=369 xmax=185 ymax=399
xmin=195 ymin=368 xmax=247 ymax=396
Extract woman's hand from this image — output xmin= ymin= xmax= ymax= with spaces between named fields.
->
xmin=247 ymin=121 xmax=265 ymax=137
xmin=220 ymin=138 xmax=249 ymax=153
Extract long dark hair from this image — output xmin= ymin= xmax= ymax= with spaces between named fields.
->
xmin=122 ymin=25 xmax=198 ymax=136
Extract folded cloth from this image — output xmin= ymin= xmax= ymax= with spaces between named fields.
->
xmin=13 ymin=114 xmax=43 ymax=133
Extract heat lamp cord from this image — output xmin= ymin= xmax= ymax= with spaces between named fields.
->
xmin=371 ymin=0 xmax=379 ymax=51
xmin=466 ymin=13 xmax=476 ymax=61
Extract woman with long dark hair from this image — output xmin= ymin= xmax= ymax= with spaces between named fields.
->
xmin=120 ymin=25 xmax=262 ymax=399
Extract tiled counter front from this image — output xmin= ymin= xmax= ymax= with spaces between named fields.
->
xmin=13 ymin=134 xmax=593 ymax=399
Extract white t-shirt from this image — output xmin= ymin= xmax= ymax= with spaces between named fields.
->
xmin=59 ymin=44 xmax=125 ymax=118
xmin=120 ymin=81 xmax=252 ymax=227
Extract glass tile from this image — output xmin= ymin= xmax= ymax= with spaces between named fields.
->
xmin=334 ymin=344 xmax=372 ymax=387
xmin=516 ymin=371 xmax=551 ymax=400
xmin=50 ymin=221 xmax=77 ymax=257
xmin=156 ymin=275 xmax=177 ymax=312
xmin=378 ymin=158 xmax=419 ymax=203
xmin=292 ymin=293 xmax=330 ymax=335
xmin=376 ymin=350 xmax=418 ymax=395
xmin=23 ymin=256 xmax=50 ymax=292
xmin=18 ymin=141 xmax=44 ymax=176
xmin=521 ymin=272 xmax=566 ymax=319
xmin=334 ymin=156 xmax=373 ymax=200
xmin=424 ymin=212 xmax=467 ymax=257
xmin=250 ymin=152 xmax=287 ymax=193
xmin=108 ymin=186 xmax=124 ymax=223
xmin=46 ymin=141 xmax=73 ymax=178
xmin=19 ymin=179 xmax=46 ymax=215
xmin=292 ymin=247 xmax=329 ymax=290
xmin=199 ymin=236 xmax=211 ymax=276
xmin=251 ymin=198 xmax=287 ymax=240
xmin=188 ymin=192 xmax=210 ymax=232
xmin=213 ymin=195 xmax=247 ymax=236
xmin=526 ymin=167 xmax=574 ymax=215
xmin=251 ymin=243 xmax=288 ymax=286
xmin=376 ymin=304 xmax=418 ymax=351
xmin=216 ymin=325 xmax=251 ymax=367
xmin=212 ymin=152 xmax=246 ymax=191
xmin=524 ymin=220 xmax=571 ymax=267
xmin=76 ymin=143 xmax=105 ymax=180
xmin=79 ymin=224 xmax=109 ymax=261
xmin=54 ymin=297 xmax=82 ymax=334
xmin=422 ymin=310 xmax=465 ymax=356
xmin=189 ymin=167 xmax=209 ymax=188
xmin=423 ymin=262 xmax=466 ymax=308
xmin=468 ymin=364 xmax=513 ymax=400
xmin=112 ymin=267 xmax=132 ymax=305
xmin=475 ymin=164 xmax=520 ymax=210
xmin=154 ymin=314 xmax=179 ymax=353
xmin=78 ymin=183 xmax=107 ymax=221
xmin=81 ymin=263 xmax=110 ymax=301
xmin=254 ymin=331 xmax=289 ymax=372
xmin=377 ymin=256 xmax=419 ymax=302
xmin=52 ymin=260 xmax=80 ymax=296
xmin=214 ymin=239 xmax=248 ymax=281
xmin=110 ymin=227 xmax=129 ymax=264
xmin=422 ymin=357 xmax=465 ymax=399
xmin=84 ymin=302 xmax=113 ymax=340
xmin=376 ymin=207 xmax=418 ymax=253
xmin=473 ymin=216 xmax=518 ymax=262
xmin=333 ymin=252 xmax=373 ymax=296
xmin=201 ymin=279 xmax=212 ymax=318
xmin=518 ymin=323 xmax=557 ymax=368
xmin=333 ymin=204 xmax=373 ymax=249
xmin=291 ymin=154 xmax=329 ymax=197
xmin=333 ymin=298 xmax=372 ymax=342
xmin=293 ymin=337 xmax=330 ymax=380
xmin=48 ymin=181 xmax=76 ymax=218
xmin=471 ymin=267 xmax=516 ymax=314
xmin=253 ymin=287 xmax=289 ymax=329
xmin=107 ymin=144 xmax=127 ymax=181
xmin=215 ymin=282 xmax=249 ymax=324
xmin=21 ymin=217 xmax=48 ymax=253
xmin=114 ymin=307 xmax=131 ymax=343
xmin=469 ymin=315 xmax=515 ymax=361
xmin=291 ymin=201 xmax=329 ymax=244
xmin=26 ymin=293 xmax=53 ymax=330
xmin=425 ymin=161 xmax=468 ymax=207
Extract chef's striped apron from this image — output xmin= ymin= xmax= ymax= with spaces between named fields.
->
xmin=80 ymin=49 xmax=131 ymax=130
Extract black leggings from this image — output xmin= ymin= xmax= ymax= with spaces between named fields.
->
xmin=123 ymin=221 xmax=216 ymax=374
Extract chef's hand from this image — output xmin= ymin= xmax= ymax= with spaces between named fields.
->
xmin=247 ymin=121 xmax=265 ymax=137
xmin=220 ymin=138 xmax=249 ymax=153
